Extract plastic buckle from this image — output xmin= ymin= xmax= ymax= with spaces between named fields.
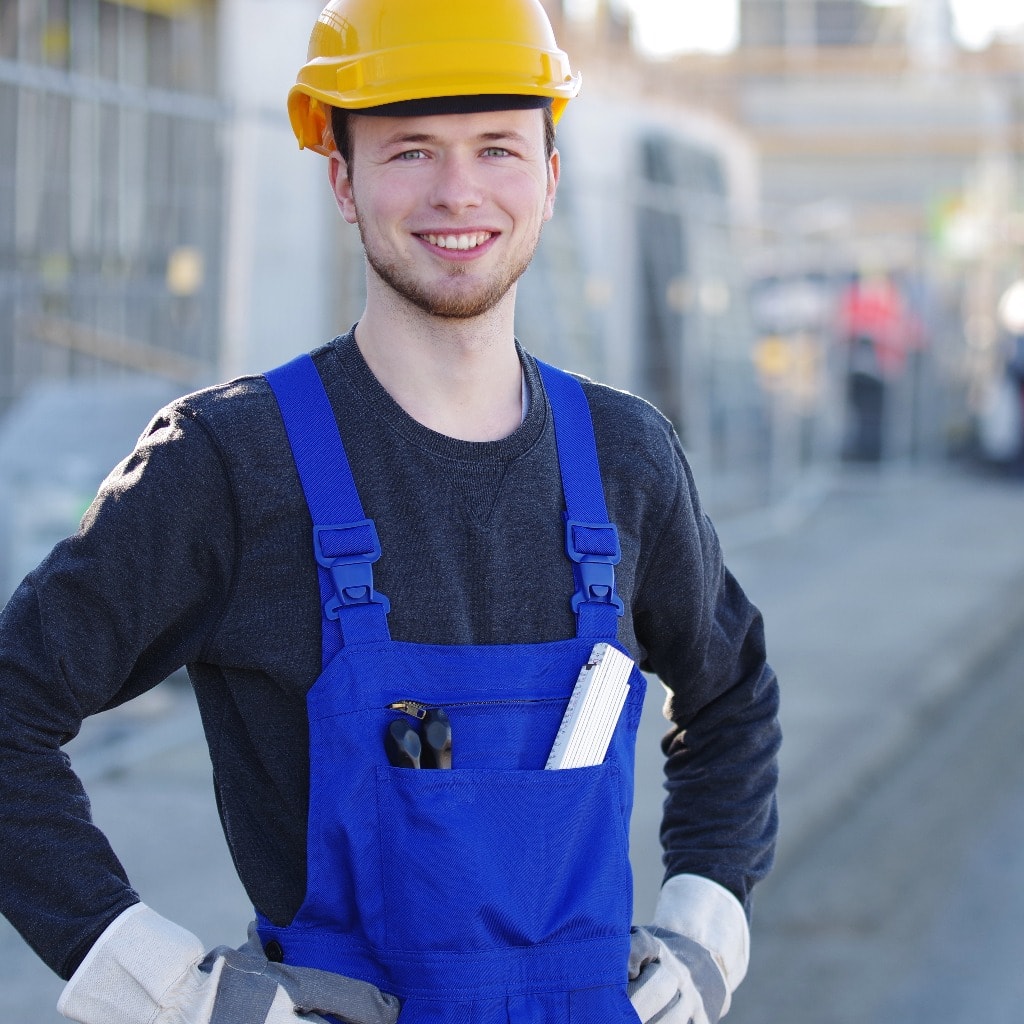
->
xmin=313 ymin=521 xmax=391 ymax=619
xmin=565 ymin=520 xmax=624 ymax=615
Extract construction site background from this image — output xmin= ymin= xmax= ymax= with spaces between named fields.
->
xmin=2 ymin=1 xmax=1024 ymax=597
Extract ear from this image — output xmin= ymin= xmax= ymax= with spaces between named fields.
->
xmin=543 ymin=148 xmax=561 ymax=223
xmin=328 ymin=151 xmax=358 ymax=224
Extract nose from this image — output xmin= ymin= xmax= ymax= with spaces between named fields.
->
xmin=428 ymin=153 xmax=484 ymax=214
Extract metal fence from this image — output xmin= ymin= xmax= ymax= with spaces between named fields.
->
xmin=0 ymin=0 xmax=225 ymax=414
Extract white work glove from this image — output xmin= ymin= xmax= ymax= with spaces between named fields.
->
xmin=627 ymin=874 xmax=750 ymax=1024
xmin=58 ymin=903 xmax=402 ymax=1024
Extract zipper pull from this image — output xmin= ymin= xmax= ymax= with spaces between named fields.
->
xmin=388 ymin=699 xmax=430 ymax=720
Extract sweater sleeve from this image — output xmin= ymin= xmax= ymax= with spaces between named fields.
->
xmin=634 ymin=439 xmax=780 ymax=917
xmin=0 ymin=403 xmax=237 ymax=979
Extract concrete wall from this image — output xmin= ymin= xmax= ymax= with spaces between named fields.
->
xmin=217 ymin=0 xmax=339 ymax=377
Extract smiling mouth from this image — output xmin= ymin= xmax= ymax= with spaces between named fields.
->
xmin=419 ymin=232 xmax=494 ymax=251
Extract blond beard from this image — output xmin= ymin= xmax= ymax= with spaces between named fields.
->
xmin=356 ymin=217 xmax=541 ymax=320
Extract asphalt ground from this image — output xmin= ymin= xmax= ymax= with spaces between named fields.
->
xmin=727 ymin=609 xmax=1024 ymax=1024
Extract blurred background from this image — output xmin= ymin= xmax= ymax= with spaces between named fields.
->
xmin=1 ymin=2 xmax=1024 ymax=1022
xmin=2 ymin=0 xmax=1024 ymax=586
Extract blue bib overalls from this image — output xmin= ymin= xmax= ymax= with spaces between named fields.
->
xmin=260 ymin=354 xmax=646 ymax=1024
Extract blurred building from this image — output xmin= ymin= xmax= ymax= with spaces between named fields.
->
xmin=602 ymin=0 xmax=1024 ymax=462
xmin=0 ymin=0 xmax=333 ymax=597
xmin=0 ymin=0 xmax=334 ymax=413
xmin=739 ymin=0 xmax=908 ymax=48
xmin=0 ymin=0 xmax=227 ymax=414
xmin=8 ymin=0 xmax=1015 ymax=539
xmin=537 ymin=9 xmax=770 ymax=512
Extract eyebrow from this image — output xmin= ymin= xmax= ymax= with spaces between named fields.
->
xmin=376 ymin=129 xmax=531 ymax=151
xmin=378 ymin=132 xmax=435 ymax=149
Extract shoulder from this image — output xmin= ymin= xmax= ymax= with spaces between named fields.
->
xmin=556 ymin=368 xmax=687 ymax=491
xmin=146 ymin=368 xmax=298 ymax=471
xmin=168 ymin=373 xmax=278 ymax=439
xmin=530 ymin=360 xmax=697 ymax=539
xmin=578 ymin=376 xmax=678 ymax=456
xmin=112 ymin=370 xmax=300 ymax=513
xmin=528 ymin=355 xmax=680 ymax=462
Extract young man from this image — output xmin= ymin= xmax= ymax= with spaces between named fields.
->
xmin=0 ymin=2 xmax=779 ymax=1023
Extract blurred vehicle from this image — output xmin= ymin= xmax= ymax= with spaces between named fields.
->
xmin=975 ymin=280 xmax=1024 ymax=467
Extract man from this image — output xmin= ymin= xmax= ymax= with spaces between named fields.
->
xmin=0 ymin=2 xmax=779 ymax=1023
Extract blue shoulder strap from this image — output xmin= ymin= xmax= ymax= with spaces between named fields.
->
xmin=266 ymin=353 xmax=622 ymax=660
xmin=536 ymin=360 xmax=624 ymax=640
xmin=265 ymin=354 xmax=390 ymax=666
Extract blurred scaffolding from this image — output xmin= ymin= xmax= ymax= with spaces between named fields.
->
xmin=0 ymin=0 xmax=225 ymax=408
xmin=2 ymin=0 xmax=1024 ymax=600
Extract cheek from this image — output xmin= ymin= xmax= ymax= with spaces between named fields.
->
xmin=356 ymin=179 xmax=416 ymax=229
xmin=502 ymin=173 xmax=555 ymax=224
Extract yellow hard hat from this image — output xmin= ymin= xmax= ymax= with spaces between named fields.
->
xmin=288 ymin=0 xmax=582 ymax=155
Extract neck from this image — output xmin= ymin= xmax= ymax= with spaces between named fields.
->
xmin=353 ymin=285 xmax=523 ymax=442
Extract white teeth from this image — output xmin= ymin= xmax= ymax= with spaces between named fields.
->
xmin=423 ymin=232 xmax=490 ymax=250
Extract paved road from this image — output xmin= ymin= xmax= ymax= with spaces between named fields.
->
xmin=728 ymin=618 xmax=1024 ymax=1024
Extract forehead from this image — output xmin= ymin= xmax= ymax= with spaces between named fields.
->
xmin=349 ymin=107 xmax=547 ymax=152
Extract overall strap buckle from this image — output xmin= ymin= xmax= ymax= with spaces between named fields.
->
xmin=314 ymin=521 xmax=392 ymax=619
xmin=566 ymin=520 xmax=624 ymax=616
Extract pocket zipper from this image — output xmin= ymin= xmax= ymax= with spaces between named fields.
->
xmin=387 ymin=696 xmax=560 ymax=720
xmin=387 ymin=699 xmax=431 ymax=720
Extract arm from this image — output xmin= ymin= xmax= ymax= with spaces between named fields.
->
xmin=0 ymin=405 xmax=237 ymax=978
xmin=630 ymin=441 xmax=780 ymax=1021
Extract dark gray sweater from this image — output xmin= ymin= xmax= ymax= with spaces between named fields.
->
xmin=0 ymin=331 xmax=779 ymax=979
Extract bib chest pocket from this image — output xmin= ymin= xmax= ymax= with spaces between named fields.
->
xmin=375 ymin=760 xmax=631 ymax=952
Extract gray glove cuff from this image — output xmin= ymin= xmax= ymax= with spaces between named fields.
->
xmin=647 ymin=926 xmax=728 ymax=1023
xmin=205 ymin=926 xmax=400 ymax=1024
